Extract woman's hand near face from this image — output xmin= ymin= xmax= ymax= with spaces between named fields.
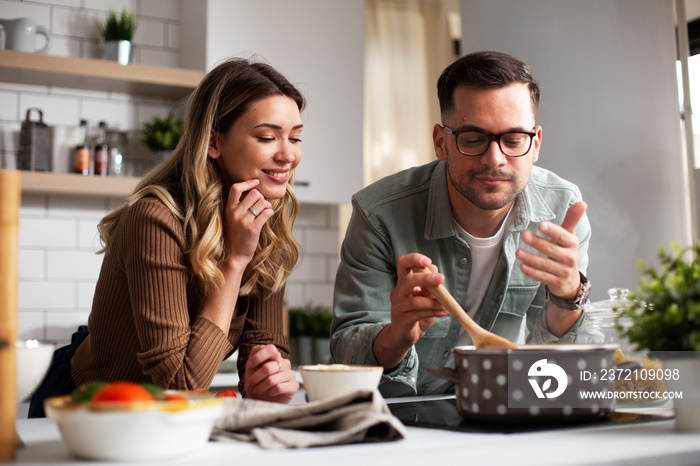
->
xmin=244 ymin=344 xmax=299 ymax=404
xmin=198 ymin=178 xmax=273 ymax=334
xmin=223 ymin=178 xmax=274 ymax=268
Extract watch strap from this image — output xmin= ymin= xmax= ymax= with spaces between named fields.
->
xmin=546 ymin=272 xmax=591 ymax=310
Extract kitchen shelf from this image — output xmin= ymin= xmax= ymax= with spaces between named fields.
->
xmin=0 ymin=49 xmax=204 ymax=98
xmin=2 ymin=51 xmax=206 ymax=198
xmin=20 ymin=171 xmax=140 ymax=197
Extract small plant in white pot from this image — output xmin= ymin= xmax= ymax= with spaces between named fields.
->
xmin=96 ymin=9 xmax=138 ymax=65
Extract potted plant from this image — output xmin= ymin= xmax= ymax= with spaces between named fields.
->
xmin=619 ymin=242 xmax=700 ymax=352
xmin=287 ymin=303 xmax=333 ymax=366
xmin=619 ymin=242 xmax=700 ymax=431
xmin=308 ymin=304 xmax=333 ymax=364
xmin=96 ymin=9 xmax=138 ymax=65
xmin=141 ymin=112 xmax=184 ymax=163
xmin=288 ymin=306 xmax=313 ymax=366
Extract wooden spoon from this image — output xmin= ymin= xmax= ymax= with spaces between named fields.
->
xmin=412 ymin=267 xmax=518 ymax=350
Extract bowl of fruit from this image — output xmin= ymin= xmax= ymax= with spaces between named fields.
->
xmin=45 ymin=382 xmax=231 ymax=461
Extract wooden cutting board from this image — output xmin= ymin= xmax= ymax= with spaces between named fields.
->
xmin=0 ymin=169 xmax=20 ymax=461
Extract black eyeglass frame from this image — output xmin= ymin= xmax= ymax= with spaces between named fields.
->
xmin=442 ymin=125 xmax=537 ymax=157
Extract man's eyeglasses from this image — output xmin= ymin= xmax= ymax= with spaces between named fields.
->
xmin=442 ymin=126 xmax=536 ymax=157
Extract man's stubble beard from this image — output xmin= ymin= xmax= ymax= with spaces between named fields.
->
xmin=444 ymin=144 xmax=525 ymax=211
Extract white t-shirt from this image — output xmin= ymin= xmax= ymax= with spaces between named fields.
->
xmin=425 ymin=205 xmax=515 ymax=394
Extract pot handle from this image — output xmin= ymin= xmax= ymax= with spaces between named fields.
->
xmin=426 ymin=365 xmax=460 ymax=384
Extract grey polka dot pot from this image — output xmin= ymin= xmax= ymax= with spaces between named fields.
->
xmin=427 ymin=344 xmax=629 ymax=423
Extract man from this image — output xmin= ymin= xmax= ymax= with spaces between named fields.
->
xmin=331 ymin=51 xmax=591 ymax=397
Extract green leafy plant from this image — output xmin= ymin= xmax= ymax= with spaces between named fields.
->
xmin=141 ymin=112 xmax=184 ymax=152
xmin=619 ymin=242 xmax=700 ymax=352
xmin=308 ymin=305 xmax=333 ymax=339
xmin=288 ymin=307 xmax=309 ymax=338
xmin=288 ymin=304 xmax=333 ymax=338
xmin=96 ymin=9 xmax=138 ymax=42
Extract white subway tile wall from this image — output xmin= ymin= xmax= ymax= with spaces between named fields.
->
xmin=17 ymin=195 xmax=340 ymax=344
xmin=5 ymin=0 xmax=342 ymax=344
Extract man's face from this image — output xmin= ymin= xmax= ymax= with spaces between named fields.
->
xmin=434 ymin=83 xmax=541 ymax=214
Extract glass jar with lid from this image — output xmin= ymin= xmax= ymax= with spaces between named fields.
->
xmin=575 ymin=288 xmax=635 ymax=351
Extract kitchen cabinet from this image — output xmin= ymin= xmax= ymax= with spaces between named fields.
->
xmin=0 ymin=50 xmax=204 ymax=197
xmin=181 ymin=0 xmax=365 ymax=204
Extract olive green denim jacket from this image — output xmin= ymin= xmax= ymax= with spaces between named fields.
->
xmin=330 ymin=160 xmax=591 ymax=397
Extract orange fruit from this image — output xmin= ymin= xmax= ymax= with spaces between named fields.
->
xmin=91 ymin=382 xmax=157 ymax=404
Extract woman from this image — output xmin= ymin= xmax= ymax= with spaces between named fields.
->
xmin=29 ymin=58 xmax=303 ymax=417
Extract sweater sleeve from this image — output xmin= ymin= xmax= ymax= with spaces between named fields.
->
xmin=234 ymin=287 xmax=289 ymax=397
xmin=124 ymin=199 xmax=233 ymax=389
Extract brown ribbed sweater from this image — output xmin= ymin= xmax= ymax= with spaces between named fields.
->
xmin=71 ymin=197 xmax=288 ymax=395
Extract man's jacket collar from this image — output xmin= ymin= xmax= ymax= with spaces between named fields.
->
xmin=425 ymin=161 xmax=556 ymax=240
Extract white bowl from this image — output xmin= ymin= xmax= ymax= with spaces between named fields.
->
xmin=16 ymin=340 xmax=55 ymax=403
xmin=45 ymin=394 xmax=224 ymax=461
xmin=299 ymin=364 xmax=383 ymax=402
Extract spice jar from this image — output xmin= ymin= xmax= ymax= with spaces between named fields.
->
xmin=576 ymin=288 xmax=634 ymax=351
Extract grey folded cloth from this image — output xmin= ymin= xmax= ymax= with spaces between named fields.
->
xmin=211 ymin=389 xmax=406 ymax=449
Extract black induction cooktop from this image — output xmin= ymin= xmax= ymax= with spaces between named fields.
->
xmin=386 ymin=396 xmax=672 ymax=434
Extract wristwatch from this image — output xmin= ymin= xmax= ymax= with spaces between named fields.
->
xmin=546 ymin=272 xmax=591 ymax=310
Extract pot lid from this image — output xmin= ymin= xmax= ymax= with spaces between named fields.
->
xmin=582 ymin=288 xmax=633 ymax=314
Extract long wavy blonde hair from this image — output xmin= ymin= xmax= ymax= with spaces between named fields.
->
xmin=97 ymin=58 xmax=305 ymax=296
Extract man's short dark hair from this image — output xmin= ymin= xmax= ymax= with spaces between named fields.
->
xmin=437 ymin=51 xmax=540 ymax=118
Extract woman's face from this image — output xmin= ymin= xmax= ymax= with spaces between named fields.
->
xmin=208 ymin=95 xmax=303 ymax=200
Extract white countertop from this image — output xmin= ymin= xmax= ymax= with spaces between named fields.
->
xmin=12 ymin=400 xmax=700 ymax=466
